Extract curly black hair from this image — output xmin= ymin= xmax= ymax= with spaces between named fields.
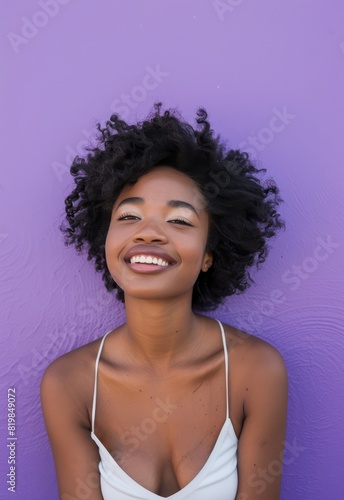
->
xmin=60 ymin=103 xmax=285 ymax=311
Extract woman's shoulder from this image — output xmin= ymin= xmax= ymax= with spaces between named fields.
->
xmin=40 ymin=331 xmax=111 ymax=399
xmin=40 ymin=332 xmax=113 ymax=430
xmin=221 ymin=321 xmax=287 ymax=376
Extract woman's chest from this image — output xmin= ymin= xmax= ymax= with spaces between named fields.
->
xmin=93 ymin=365 xmax=241 ymax=495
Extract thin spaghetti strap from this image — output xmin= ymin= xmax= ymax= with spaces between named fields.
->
xmin=216 ymin=319 xmax=229 ymax=420
xmin=91 ymin=331 xmax=112 ymax=434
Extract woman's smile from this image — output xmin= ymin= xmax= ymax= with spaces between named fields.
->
xmin=126 ymin=255 xmax=176 ymax=274
xmin=124 ymin=243 xmax=178 ymax=273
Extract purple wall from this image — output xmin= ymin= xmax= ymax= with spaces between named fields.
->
xmin=1 ymin=1 xmax=344 ymax=498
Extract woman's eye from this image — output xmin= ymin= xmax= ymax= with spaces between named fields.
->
xmin=117 ymin=214 xmax=140 ymax=221
xmin=168 ymin=218 xmax=193 ymax=226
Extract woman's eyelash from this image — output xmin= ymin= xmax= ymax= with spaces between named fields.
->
xmin=169 ymin=217 xmax=193 ymax=226
xmin=117 ymin=213 xmax=140 ymax=220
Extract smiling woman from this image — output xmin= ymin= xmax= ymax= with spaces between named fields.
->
xmin=105 ymin=167 xmax=212 ymax=303
xmin=40 ymin=103 xmax=288 ymax=500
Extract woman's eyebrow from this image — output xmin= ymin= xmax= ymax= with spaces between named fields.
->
xmin=115 ymin=197 xmax=199 ymax=217
xmin=116 ymin=197 xmax=144 ymax=210
xmin=167 ymin=200 xmax=199 ymax=218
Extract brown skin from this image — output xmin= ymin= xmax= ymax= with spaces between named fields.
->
xmin=41 ymin=167 xmax=288 ymax=499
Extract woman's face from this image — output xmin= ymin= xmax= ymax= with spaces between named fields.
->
xmin=105 ymin=166 xmax=213 ymax=303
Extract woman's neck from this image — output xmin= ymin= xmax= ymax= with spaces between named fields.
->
xmin=122 ymin=295 xmax=202 ymax=370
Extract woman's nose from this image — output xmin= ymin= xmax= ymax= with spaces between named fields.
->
xmin=132 ymin=220 xmax=168 ymax=243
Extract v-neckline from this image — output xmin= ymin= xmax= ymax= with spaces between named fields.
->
xmin=91 ymin=417 xmax=238 ymax=499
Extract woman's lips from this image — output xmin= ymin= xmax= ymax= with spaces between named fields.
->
xmin=123 ymin=245 xmax=177 ymax=273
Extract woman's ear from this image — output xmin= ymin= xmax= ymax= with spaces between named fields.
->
xmin=201 ymin=251 xmax=213 ymax=272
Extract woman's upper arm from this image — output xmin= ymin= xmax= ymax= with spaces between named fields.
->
xmin=235 ymin=341 xmax=288 ymax=500
xmin=41 ymin=359 xmax=103 ymax=500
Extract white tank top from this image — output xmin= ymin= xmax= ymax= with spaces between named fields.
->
xmin=91 ymin=319 xmax=238 ymax=499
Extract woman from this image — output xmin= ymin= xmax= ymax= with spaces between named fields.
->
xmin=41 ymin=104 xmax=288 ymax=499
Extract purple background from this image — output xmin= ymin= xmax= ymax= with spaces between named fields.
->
xmin=1 ymin=1 xmax=344 ymax=498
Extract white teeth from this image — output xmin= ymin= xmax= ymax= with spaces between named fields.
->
xmin=129 ymin=255 xmax=169 ymax=266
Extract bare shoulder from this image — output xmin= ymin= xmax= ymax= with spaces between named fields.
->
xmin=40 ymin=336 xmax=108 ymax=499
xmin=40 ymin=336 xmax=104 ymax=426
xmin=221 ymin=324 xmax=289 ymax=498
xmin=41 ymin=336 xmax=101 ymax=387
xmin=222 ymin=322 xmax=288 ymax=382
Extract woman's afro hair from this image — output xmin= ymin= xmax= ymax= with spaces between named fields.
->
xmin=60 ymin=103 xmax=285 ymax=311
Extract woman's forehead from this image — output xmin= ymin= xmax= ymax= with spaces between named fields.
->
xmin=114 ymin=167 xmax=208 ymax=215
xmin=120 ymin=166 xmax=203 ymax=201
